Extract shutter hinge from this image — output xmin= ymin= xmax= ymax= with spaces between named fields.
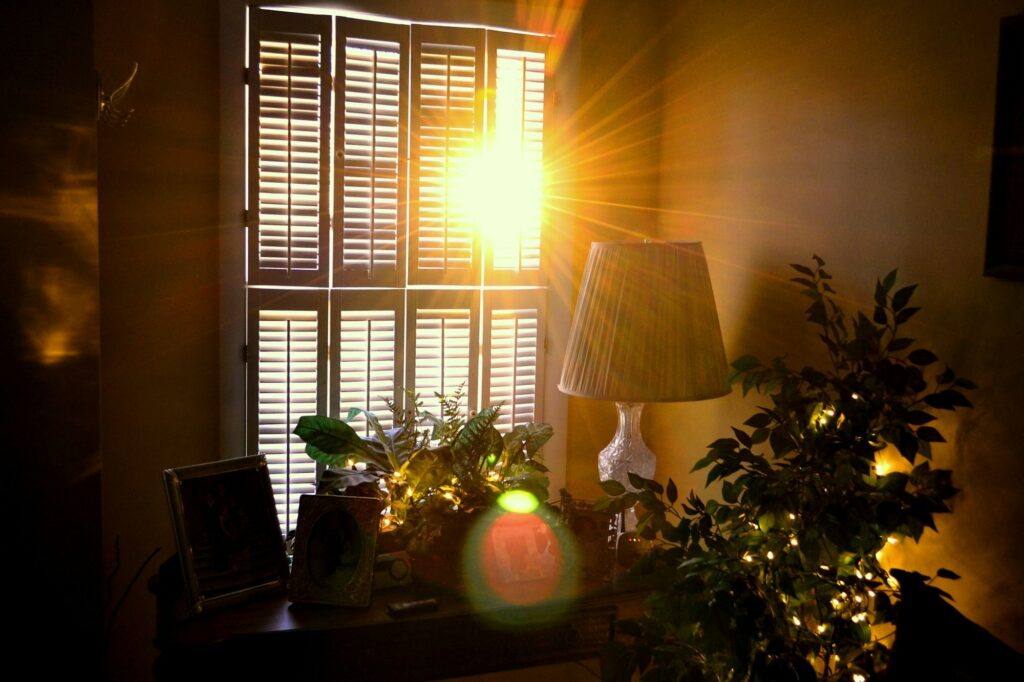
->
xmin=243 ymin=67 xmax=250 ymax=85
xmin=242 ymin=344 xmax=248 ymax=364
xmin=242 ymin=208 xmax=249 ymax=227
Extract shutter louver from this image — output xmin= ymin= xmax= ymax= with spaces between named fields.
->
xmin=415 ymin=310 xmax=472 ymax=417
xmin=488 ymin=308 xmax=539 ymax=430
xmin=251 ymin=13 xmax=331 ymax=285
xmin=338 ymin=27 xmax=406 ymax=286
xmin=256 ymin=309 xmax=320 ymax=535
xmin=338 ymin=309 xmax=397 ymax=435
xmin=411 ymin=28 xmax=484 ymax=284
xmin=493 ymin=47 xmax=546 ymax=273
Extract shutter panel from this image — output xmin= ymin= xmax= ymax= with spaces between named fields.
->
xmin=408 ymin=290 xmax=480 ymax=418
xmin=249 ymin=11 xmax=331 ymax=286
xmin=331 ymin=290 xmax=403 ymax=435
xmin=486 ymin=32 xmax=548 ymax=286
xmin=247 ymin=290 xmax=327 ymax=536
xmin=410 ymin=27 xmax=485 ymax=285
xmin=336 ymin=21 xmax=409 ymax=287
xmin=482 ymin=291 xmax=546 ymax=431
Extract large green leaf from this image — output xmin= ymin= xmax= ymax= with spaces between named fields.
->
xmin=293 ymin=415 xmax=381 ymax=468
xmin=503 ymin=422 xmax=554 ymax=457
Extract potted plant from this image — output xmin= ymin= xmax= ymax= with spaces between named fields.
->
xmin=598 ymin=257 xmax=973 ymax=681
xmin=293 ymin=387 xmax=552 ymax=570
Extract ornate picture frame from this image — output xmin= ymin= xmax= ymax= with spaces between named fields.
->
xmin=163 ymin=455 xmax=289 ymax=615
xmin=288 ymin=495 xmax=384 ymax=607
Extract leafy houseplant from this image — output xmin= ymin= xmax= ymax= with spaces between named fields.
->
xmin=293 ymin=387 xmax=552 ymax=556
xmin=599 ymin=258 xmax=973 ymax=681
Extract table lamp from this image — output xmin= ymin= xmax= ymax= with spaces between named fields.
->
xmin=559 ymin=241 xmax=730 ymax=489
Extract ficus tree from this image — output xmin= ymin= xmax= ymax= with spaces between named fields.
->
xmin=599 ymin=257 xmax=972 ymax=682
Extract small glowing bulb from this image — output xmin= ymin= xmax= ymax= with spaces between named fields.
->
xmin=851 ymin=393 xmax=861 ymax=401
xmin=743 ymin=553 xmax=754 ymax=563
xmin=820 ymin=564 xmax=831 ymax=571
xmin=451 ymin=477 xmax=459 ymax=485
xmin=854 ymin=595 xmax=863 ymax=604
xmin=831 ymin=598 xmax=842 ymax=609
xmin=868 ymin=590 xmax=876 ymax=598
xmin=824 ymin=408 xmax=835 ymax=417
xmin=766 ymin=551 xmax=775 ymax=560
xmin=443 ymin=491 xmax=454 ymax=500
xmin=887 ymin=536 xmax=899 ymax=545
xmin=854 ymin=674 xmax=867 ymax=682
xmin=855 ymin=570 xmax=864 ymax=579
xmin=788 ymin=513 xmax=796 ymax=520
xmin=817 ymin=624 xmax=827 ymax=634
xmin=353 ymin=461 xmax=367 ymax=471
xmin=865 ymin=572 xmax=874 ymax=580
xmin=874 ymin=461 xmax=891 ymax=476
xmin=792 ymin=616 xmax=801 ymax=626
xmin=789 ymin=537 xmax=799 ymax=547
xmin=405 ymin=488 xmax=413 ymax=498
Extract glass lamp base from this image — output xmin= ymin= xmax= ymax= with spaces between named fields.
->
xmin=597 ymin=402 xmax=655 ymax=489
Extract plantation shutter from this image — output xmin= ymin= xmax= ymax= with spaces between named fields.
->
xmin=247 ymin=290 xmax=327 ymax=535
xmin=486 ymin=32 xmax=548 ymax=286
xmin=410 ymin=27 xmax=485 ymax=285
xmin=482 ymin=291 xmax=546 ymax=431
xmin=335 ymin=20 xmax=409 ymax=287
xmin=408 ymin=290 xmax=480 ymax=418
xmin=248 ymin=11 xmax=332 ymax=286
xmin=330 ymin=290 xmax=404 ymax=436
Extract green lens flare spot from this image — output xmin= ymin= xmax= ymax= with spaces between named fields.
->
xmin=497 ymin=490 xmax=539 ymax=514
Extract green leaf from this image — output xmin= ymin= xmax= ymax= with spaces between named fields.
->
xmin=908 ymin=349 xmax=938 ymax=366
xmin=790 ymin=263 xmax=815 ymax=277
xmin=892 ymin=284 xmax=917 ymax=311
xmin=731 ymin=355 xmax=761 ymax=372
xmin=888 ymin=337 xmax=915 ymax=351
xmin=881 ymin=268 xmax=898 ymax=293
xmin=452 ymin=405 xmax=501 ymax=461
xmin=743 ymin=412 xmax=774 ymax=429
xmin=904 ymin=410 xmax=936 ymax=425
xmin=916 ymin=426 xmax=945 ymax=443
xmin=599 ymin=479 xmax=626 ymax=496
xmin=925 ymin=390 xmax=973 ymax=410
xmin=293 ymin=415 xmax=379 ymax=467
xmin=503 ymin=422 xmax=554 ymax=457
xmin=732 ymin=427 xmax=753 ymax=448
xmin=895 ymin=306 xmax=921 ymax=324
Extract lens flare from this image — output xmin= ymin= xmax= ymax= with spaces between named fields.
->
xmin=497 ymin=490 xmax=540 ymax=514
xmin=461 ymin=504 xmax=577 ymax=625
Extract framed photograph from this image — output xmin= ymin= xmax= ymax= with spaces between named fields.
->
xmin=985 ymin=13 xmax=1024 ymax=279
xmin=288 ymin=495 xmax=384 ymax=607
xmin=163 ymin=455 xmax=289 ymax=616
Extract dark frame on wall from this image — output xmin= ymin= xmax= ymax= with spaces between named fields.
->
xmin=984 ymin=13 xmax=1024 ymax=279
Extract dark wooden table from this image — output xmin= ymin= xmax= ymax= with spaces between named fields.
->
xmin=154 ymin=574 xmax=647 ymax=680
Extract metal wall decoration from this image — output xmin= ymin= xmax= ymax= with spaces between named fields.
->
xmin=98 ymin=62 xmax=138 ymax=127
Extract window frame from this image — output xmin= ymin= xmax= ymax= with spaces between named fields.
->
xmin=220 ymin=2 xmax=575 ymax=532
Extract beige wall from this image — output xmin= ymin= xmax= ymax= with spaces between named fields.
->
xmin=96 ymin=0 xmax=220 ymax=678
xmin=649 ymin=0 xmax=1024 ymax=651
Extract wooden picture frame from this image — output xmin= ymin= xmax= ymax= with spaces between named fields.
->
xmin=984 ymin=13 xmax=1024 ymax=279
xmin=288 ymin=495 xmax=384 ymax=607
xmin=163 ymin=455 xmax=289 ymax=616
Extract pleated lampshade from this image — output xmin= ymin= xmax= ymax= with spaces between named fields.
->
xmin=559 ymin=241 xmax=730 ymax=403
